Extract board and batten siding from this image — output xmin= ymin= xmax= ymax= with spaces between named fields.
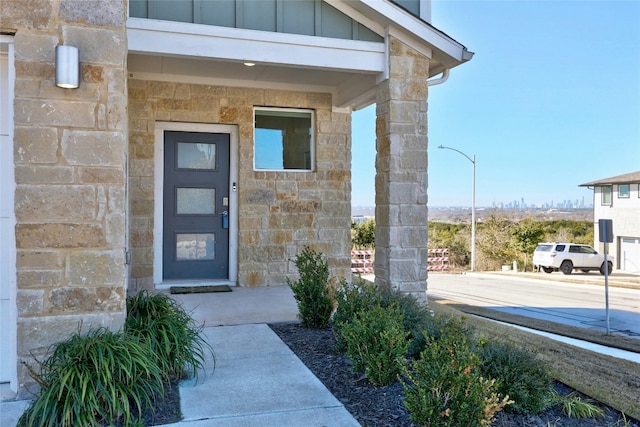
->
xmin=129 ymin=0 xmax=383 ymax=42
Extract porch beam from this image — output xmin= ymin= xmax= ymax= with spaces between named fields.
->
xmin=127 ymin=18 xmax=385 ymax=74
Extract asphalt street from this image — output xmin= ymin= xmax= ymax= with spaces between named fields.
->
xmin=426 ymin=272 xmax=640 ymax=339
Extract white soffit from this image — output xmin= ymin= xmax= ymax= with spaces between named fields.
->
xmin=127 ymin=18 xmax=385 ymax=73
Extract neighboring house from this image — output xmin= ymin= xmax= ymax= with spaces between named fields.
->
xmin=0 ymin=0 xmax=472 ymax=396
xmin=580 ymin=171 xmax=640 ymax=273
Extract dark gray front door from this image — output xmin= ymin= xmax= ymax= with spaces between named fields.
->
xmin=163 ymin=131 xmax=229 ymax=280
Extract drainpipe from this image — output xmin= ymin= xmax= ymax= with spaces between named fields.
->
xmin=427 ymin=69 xmax=450 ymax=87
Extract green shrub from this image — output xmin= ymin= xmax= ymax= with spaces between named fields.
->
xmin=478 ymin=340 xmax=553 ymax=414
xmin=125 ymin=290 xmax=213 ymax=379
xmin=341 ymin=304 xmax=409 ymax=387
xmin=378 ymin=289 xmax=451 ymax=359
xmin=332 ymin=278 xmax=381 ymax=350
xmin=19 ymin=328 xmax=164 ymax=427
xmin=407 ymin=312 xmax=476 ymax=359
xmin=286 ymin=247 xmax=335 ymax=328
xmin=402 ymin=323 xmax=511 ymax=426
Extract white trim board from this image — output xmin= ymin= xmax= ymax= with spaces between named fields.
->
xmin=0 ymin=35 xmax=17 ymax=393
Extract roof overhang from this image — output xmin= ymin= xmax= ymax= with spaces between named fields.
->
xmin=326 ymin=0 xmax=473 ymax=76
xmin=126 ymin=0 xmax=472 ymax=109
xmin=579 ymin=171 xmax=640 ymax=187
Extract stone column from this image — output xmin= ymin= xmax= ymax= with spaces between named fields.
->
xmin=5 ymin=0 xmax=128 ymax=395
xmin=374 ymin=37 xmax=429 ymax=303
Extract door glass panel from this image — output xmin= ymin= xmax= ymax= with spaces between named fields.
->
xmin=176 ymin=233 xmax=216 ymax=260
xmin=177 ymin=188 xmax=215 ymax=214
xmin=177 ymin=142 xmax=216 ymax=169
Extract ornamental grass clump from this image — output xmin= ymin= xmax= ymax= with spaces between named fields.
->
xmin=402 ymin=321 xmax=512 ymax=426
xmin=549 ymin=391 xmax=605 ymax=419
xmin=125 ymin=290 xmax=214 ymax=380
xmin=286 ymin=246 xmax=335 ymax=328
xmin=19 ymin=328 xmax=164 ymax=427
xmin=340 ymin=304 xmax=409 ymax=387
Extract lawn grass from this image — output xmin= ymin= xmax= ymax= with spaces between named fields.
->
xmin=428 ymin=298 xmax=640 ymax=420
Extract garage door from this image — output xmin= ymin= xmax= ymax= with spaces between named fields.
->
xmin=620 ymin=237 xmax=640 ymax=273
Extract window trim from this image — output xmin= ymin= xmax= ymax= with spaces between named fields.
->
xmin=253 ymin=107 xmax=315 ymax=172
xmin=601 ymin=186 xmax=612 ymax=206
xmin=618 ymin=184 xmax=630 ymax=199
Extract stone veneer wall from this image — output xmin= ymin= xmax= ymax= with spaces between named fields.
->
xmin=374 ymin=37 xmax=429 ymax=302
xmin=1 ymin=0 xmax=128 ymax=394
xmin=127 ymin=82 xmax=352 ymax=292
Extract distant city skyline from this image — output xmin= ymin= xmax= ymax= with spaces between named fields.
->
xmin=350 ymin=1 xmax=640 ymax=208
xmin=353 ymin=196 xmax=593 ymax=209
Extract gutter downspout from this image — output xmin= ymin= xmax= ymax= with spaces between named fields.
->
xmin=427 ymin=69 xmax=449 ymax=86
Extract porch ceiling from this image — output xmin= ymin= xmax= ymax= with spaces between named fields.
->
xmin=127 ymin=52 xmax=380 ymax=110
xmin=127 ymin=18 xmax=387 ymax=109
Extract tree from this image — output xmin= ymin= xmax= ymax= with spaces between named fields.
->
xmin=511 ymin=217 xmax=545 ymax=271
xmin=428 ymin=222 xmax=470 ymax=268
xmin=476 ymin=213 xmax=517 ymax=270
xmin=352 ymin=219 xmax=375 ymax=249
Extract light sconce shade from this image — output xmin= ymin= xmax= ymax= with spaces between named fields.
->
xmin=55 ymin=45 xmax=79 ymax=89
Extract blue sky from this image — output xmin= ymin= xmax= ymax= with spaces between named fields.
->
xmin=351 ymin=1 xmax=640 ymax=207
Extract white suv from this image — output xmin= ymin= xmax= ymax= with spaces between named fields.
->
xmin=533 ymin=243 xmax=614 ymax=275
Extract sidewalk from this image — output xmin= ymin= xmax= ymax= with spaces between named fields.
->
xmin=0 ymin=286 xmax=359 ymax=427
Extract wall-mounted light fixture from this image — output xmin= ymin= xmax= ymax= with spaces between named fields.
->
xmin=55 ymin=45 xmax=79 ymax=89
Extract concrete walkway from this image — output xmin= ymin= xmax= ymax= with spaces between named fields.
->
xmin=0 ymin=286 xmax=359 ymax=427
xmin=167 ymin=286 xmax=358 ymax=426
xmin=168 ymin=323 xmax=358 ymax=426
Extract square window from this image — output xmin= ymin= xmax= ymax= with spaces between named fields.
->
xmin=618 ymin=184 xmax=630 ymax=198
xmin=601 ymin=186 xmax=612 ymax=206
xmin=254 ymin=108 xmax=314 ymax=171
xmin=177 ymin=142 xmax=216 ymax=170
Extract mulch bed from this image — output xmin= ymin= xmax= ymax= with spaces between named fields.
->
xmin=147 ymin=322 xmax=638 ymax=426
xmin=145 ymin=379 xmax=181 ymax=426
xmin=269 ymin=322 xmax=640 ymax=427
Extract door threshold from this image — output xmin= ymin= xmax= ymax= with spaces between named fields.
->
xmin=156 ymin=279 xmax=236 ymax=291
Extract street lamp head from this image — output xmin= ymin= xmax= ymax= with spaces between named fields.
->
xmin=437 ymin=145 xmax=444 ymax=149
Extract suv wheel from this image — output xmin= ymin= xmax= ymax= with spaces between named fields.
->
xmin=542 ymin=267 xmax=554 ymax=274
xmin=560 ymin=260 xmax=573 ymax=275
xmin=599 ymin=261 xmax=613 ymax=275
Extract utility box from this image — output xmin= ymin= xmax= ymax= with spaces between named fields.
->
xmin=598 ymin=219 xmax=613 ymax=243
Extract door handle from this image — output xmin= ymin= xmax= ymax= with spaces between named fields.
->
xmin=222 ymin=210 xmax=229 ymax=229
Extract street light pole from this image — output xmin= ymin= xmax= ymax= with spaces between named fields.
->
xmin=437 ymin=145 xmax=476 ymax=272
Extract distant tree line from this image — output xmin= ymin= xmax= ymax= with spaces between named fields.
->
xmin=351 ymin=214 xmax=594 ymax=271
xmin=428 ymin=214 xmax=593 ymax=271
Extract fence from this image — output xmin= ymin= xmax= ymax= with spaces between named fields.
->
xmin=427 ymin=248 xmax=449 ymax=271
xmin=351 ymin=248 xmax=449 ymax=274
xmin=351 ymin=250 xmax=374 ymax=274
